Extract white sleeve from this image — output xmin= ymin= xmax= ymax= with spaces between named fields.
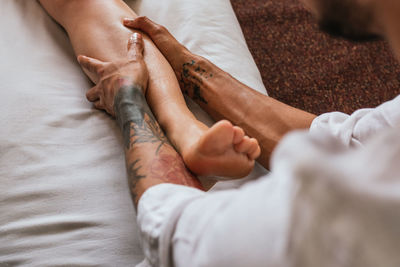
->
xmin=137 ymin=174 xmax=294 ymax=267
xmin=136 ymin=184 xmax=205 ymax=267
xmin=310 ymin=95 xmax=400 ymax=147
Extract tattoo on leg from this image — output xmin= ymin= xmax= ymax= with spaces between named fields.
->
xmin=149 ymin=150 xmax=201 ymax=187
xmin=114 ymin=85 xmax=203 ymax=204
xmin=128 ymin=113 xmax=168 ymax=153
xmin=179 ymin=60 xmax=212 ymax=105
xmin=127 ymin=159 xmax=146 ymax=201
xmin=114 ymin=84 xmax=169 ymax=151
xmin=115 ymin=85 xmax=171 ymax=199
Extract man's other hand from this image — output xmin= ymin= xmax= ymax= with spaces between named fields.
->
xmin=77 ymin=33 xmax=149 ymax=117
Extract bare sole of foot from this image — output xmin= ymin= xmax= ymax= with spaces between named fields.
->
xmin=182 ymin=120 xmax=260 ymax=178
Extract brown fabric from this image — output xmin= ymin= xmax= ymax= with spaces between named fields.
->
xmin=230 ymin=0 xmax=400 ymax=115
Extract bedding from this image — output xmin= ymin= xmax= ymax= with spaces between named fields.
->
xmin=0 ymin=0 xmax=268 ymax=266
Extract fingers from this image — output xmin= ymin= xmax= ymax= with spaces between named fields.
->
xmin=123 ymin=16 xmax=181 ymax=52
xmin=124 ymin=16 xmax=190 ymax=72
xmin=87 ymin=87 xmax=114 ymax=116
xmin=127 ymin=33 xmax=144 ymax=60
xmin=86 ymin=85 xmax=99 ymax=102
xmin=94 ymin=100 xmax=104 ymax=110
xmin=77 ymin=55 xmax=104 ymax=75
xmin=123 ymin=16 xmax=162 ymax=36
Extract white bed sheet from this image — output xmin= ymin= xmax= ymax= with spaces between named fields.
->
xmin=0 ymin=0 xmax=267 ymax=266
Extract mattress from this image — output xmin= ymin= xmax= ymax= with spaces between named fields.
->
xmin=0 ymin=0 xmax=267 ymax=265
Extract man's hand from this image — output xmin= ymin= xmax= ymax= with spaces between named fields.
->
xmin=77 ymin=33 xmax=149 ymax=117
xmin=123 ymin=17 xmax=214 ymax=105
xmin=123 ymin=17 xmax=195 ymax=76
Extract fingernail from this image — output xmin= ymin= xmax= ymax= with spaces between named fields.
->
xmin=129 ymin=34 xmax=136 ymax=43
xmin=130 ymin=33 xmax=141 ymax=43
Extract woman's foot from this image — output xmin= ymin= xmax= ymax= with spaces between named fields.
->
xmin=181 ymin=120 xmax=260 ymax=178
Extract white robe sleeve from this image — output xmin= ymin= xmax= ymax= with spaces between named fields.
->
xmin=310 ymin=95 xmax=400 ymax=147
xmin=136 ymin=184 xmax=206 ymax=267
xmin=136 ymin=172 xmax=294 ymax=267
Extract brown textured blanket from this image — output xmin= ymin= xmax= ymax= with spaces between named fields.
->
xmin=231 ymin=0 xmax=400 ymax=115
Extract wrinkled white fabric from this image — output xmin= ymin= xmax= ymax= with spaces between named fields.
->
xmin=310 ymin=94 xmax=400 ymax=147
xmin=138 ymin=95 xmax=400 ymax=267
xmin=0 ymin=0 xmax=267 ymax=266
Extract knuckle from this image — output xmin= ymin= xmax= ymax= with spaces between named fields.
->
xmin=153 ymin=25 xmax=165 ymax=35
xmin=128 ymin=58 xmax=138 ymax=64
xmin=97 ymin=67 xmax=105 ymax=76
xmin=141 ymin=16 xmax=150 ymax=24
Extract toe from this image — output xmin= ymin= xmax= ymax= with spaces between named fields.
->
xmin=232 ymin=126 xmax=245 ymax=144
xmin=250 ymin=146 xmax=261 ymax=160
xmin=248 ymin=139 xmax=261 ymax=159
xmin=234 ymin=136 xmax=252 ymax=153
xmin=217 ymin=120 xmax=233 ymax=128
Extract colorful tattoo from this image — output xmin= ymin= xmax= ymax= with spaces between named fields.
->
xmin=113 ymin=85 xmax=203 ymax=204
xmin=149 ymin=151 xmax=200 ymax=187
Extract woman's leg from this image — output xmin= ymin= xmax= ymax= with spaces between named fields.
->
xmin=39 ymin=0 xmax=260 ymax=178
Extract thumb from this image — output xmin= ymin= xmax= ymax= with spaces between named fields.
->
xmin=127 ymin=33 xmax=144 ymax=60
xmin=77 ymin=55 xmax=104 ymax=74
xmin=123 ymin=16 xmax=176 ymax=44
xmin=123 ymin=16 xmax=158 ymax=35
xmin=124 ymin=16 xmax=187 ymax=68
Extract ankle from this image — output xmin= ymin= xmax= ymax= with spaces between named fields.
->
xmin=174 ymin=122 xmax=207 ymax=155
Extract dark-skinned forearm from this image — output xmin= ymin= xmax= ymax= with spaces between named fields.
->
xmin=114 ymin=82 xmax=204 ymax=207
xmin=179 ymin=57 xmax=316 ymax=169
